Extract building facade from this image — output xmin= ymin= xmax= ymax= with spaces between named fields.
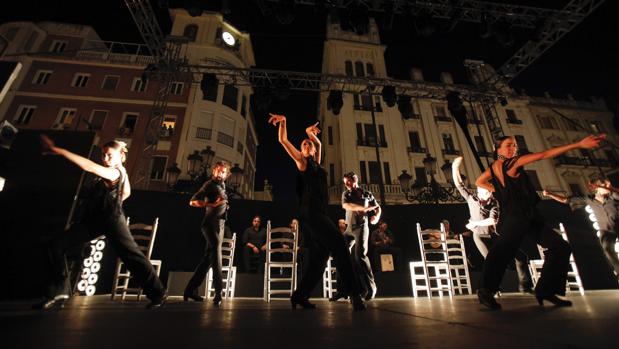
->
xmin=318 ymin=18 xmax=618 ymax=204
xmin=0 ymin=10 xmax=259 ymax=198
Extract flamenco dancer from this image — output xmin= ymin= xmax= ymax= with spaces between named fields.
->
xmin=475 ymin=134 xmax=604 ymax=310
xmin=37 ymin=136 xmax=166 ymax=309
xmin=268 ymin=113 xmax=366 ymax=310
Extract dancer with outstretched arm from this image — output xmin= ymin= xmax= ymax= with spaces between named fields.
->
xmin=475 ymin=134 xmax=604 ymax=310
xmin=38 ymin=136 xmax=167 ymax=310
xmin=268 ymin=113 xmax=365 ymax=310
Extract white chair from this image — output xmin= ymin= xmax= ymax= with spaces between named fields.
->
xmin=409 ymin=223 xmax=453 ymax=298
xmin=206 ymin=229 xmax=238 ymax=299
xmin=528 ymin=223 xmax=584 ymax=295
xmin=445 ymin=224 xmax=472 ymax=295
xmin=322 ymin=257 xmax=338 ymax=298
xmin=263 ymin=220 xmax=298 ymax=301
xmin=111 ymin=217 xmax=162 ymax=301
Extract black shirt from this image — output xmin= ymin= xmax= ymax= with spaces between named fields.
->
xmin=243 ymin=227 xmax=266 ymax=248
xmin=296 ymin=157 xmax=328 ymax=213
xmin=569 ymin=193 xmax=619 ymax=232
xmin=341 ymin=187 xmax=378 ymax=230
xmin=489 ymin=156 xmax=540 ymax=217
xmin=455 ymin=182 xmax=498 ymax=236
xmin=191 ymin=178 xmax=228 ymax=219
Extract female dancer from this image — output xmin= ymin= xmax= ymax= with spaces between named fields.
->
xmin=38 ymin=136 xmax=166 ymax=309
xmin=183 ymin=161 xmax=230 ymax=306
xmin=475 ymin=134 xmax=604 ymax=310
xmin=268 ymin=113 xmax=365 ymax=310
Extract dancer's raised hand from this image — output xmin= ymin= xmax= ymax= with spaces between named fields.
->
xmin=40 ymin=135 xmax=61 ymax=155
xmin=268 ymin=113 xmax=286 ymax=126
xmin=306 ymin=122 xmax=321 ymax=136
xmin=578 ymin=134 xmax=605 ymax=149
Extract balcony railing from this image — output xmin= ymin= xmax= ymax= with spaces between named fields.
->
xmin=217 ymin=132 xmax=234 ymax=147
xmin=435 ymin=116 xmax=452 ymax=122
xmin=407 ymin=146 xmax=427 ymax=153
xmin=353 ymin=104 xmax=383 ymax=112
xmin=467 ymin=118 xmax=484 ymax=125
xmin=442 ymin=148 xmax=461 ymax=156
xmin=357 ymin=138 xmax=388 ymax=148
xmin=506 ymin=118 xmax=523 ymax=125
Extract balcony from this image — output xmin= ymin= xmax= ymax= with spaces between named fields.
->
xmin=407 ymin=146 xmax=427 ymax=154
xmin=327 ymin=183 xmax=404 ymax=205
xmin=435 ymin=116 xmax=452 ymax=123
xmin=442 ymin=149 xmax=461 ymax=156
xmin=353 ymin=104 xmax=383 ymax=112
xmin=42 ymin=40 xmax=155 ymax=66
xmin=357 ymin=137 xmax=388 ymax=148
xmin=217 ymin=132 xmax=234 ymax=147
xmin=477 ymin=150 xmax=493 ymax=158
xmin=506 ymin=118 xmax=523 ymax=125
xmin=467 ymin=118 xmax=484 ymax=125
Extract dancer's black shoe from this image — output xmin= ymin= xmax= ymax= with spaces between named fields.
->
xmin=350 ymin=295 xmax=366 ymax=311
xmin=535 ymin=293 xmax=572 ymax=307
xmin=146 ymin=294 xmax=167 ymax=309
xmin=365 ymin=288 xmax=377 ymax=301
xmin=213 ymin=293 xmax=222 ymax=307
xmin=477 ymin=288 xmax=501 ymax=310
xmin=290 ymin=292 xmax=316 ymax=309
xmin=183 ymin=292 xmax=204 ymax=302
xmin=329 ymin=292 xmax=348 ymax=302
xmin=33 ymin=294 xmax=69 ymax=311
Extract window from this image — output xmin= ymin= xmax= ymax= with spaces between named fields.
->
xmin=505 ymin=109 xmax=518 ymax=121
xmin=222 ymin=84 xmax=238 ymax=111
xmin=442 ymin=133 xmax=455 ymax=152
xmin=374 ymin=96 xmax=382 ymax=112
xmin=183 ymin=24 xmax=198 ymax=42
xmin=14 ymin=105 xmax=36 ymax=125
xmin=217 ymin=115 xmax=235 ymax=147
xmin=568 ymin=183 xmax=583 ymax=196
xmin=50 ymin=40 xmax=67 ymax=53
xmin=353 ymin=94 xmax=361 ymax=109
xmin=589 ymin=121 xmax=604 ymax=133
xmin=120 ymin=113 xmax=139 ymax=136
xmin=246 ymin=130 xmax=256 ymax=161
xmin=383 ymin=162 xmax=391 ymax=184
xmin=366 ymin=63 xmax=375 ymax=76
xmin=355 ymin=61 xmax=365 ymax=77
xmin=368 ymin=161 xmax=381 ymax=184
xmin=344 ymin=61 xmax=353 ymax=76
xmin=240 ymin=95 xmax=247 ymax=118
xmin=160 ymin=116 xmax=176 ymax=138
xmin=514 ymin=135 xmax=529 ymax=153
xmin=22 ymin=31 xmax=38 ymax=52
xmin=328 ymin=126 xmax=333 ymax=145
xmin=170 ymin=82 xmax=184 ymax=95
xmin=474 ymin=136 xmax=487 ymax=152
xmin=150 ymin=156 xmax=167 ymax=180
xmin=359 ymin=161 xmax=367 ymax=183
xmin=237 ymin=141 xmax=244 ymax=155
xmin=415 ymin=167 xmax=427 ymax=185
xmin=361 ymin=94 xmax=372 ymax=110
xmin=55 ymin=108 xmax=77 ymax=129
xmin=563 ymin=118 xmax=580 ymax=131
xmin=363 ymin=124 xmax=376 ymax=146
xmin=408 ymin=131 xmax=422 ymax=150
xmin=196 ymin=127 xmax=212 ymax=140
xmin=356 ymin=123 xmax=363 ymax=144
xmin=4 ymin=27 xmax=19 ymax=41
xmin=378 ymin=125 xmax=387 ymax=147
xmin=329 ymin=164 xmax=335 ymax=186
xmin=32 ymin=70 xmax=52 ymax=85
xmin=537 ymin=115 xmax=558 ymax=129
xmin=525 ymin=170 xmax=542 ymax=191
xmin=71 ymin=73 xmax=89 ymax=87
xmin=131 ymin=77 xmax=148 ymax=92
xmin=202 ymin=75 xmax=218 ymax=101
xmin=101 ymin=75 xmax=119 ymax=91
xmin=434 ymin=105 xmax=450 ymax=121
xmin=89 ymin=110 xmax=108 ymax=130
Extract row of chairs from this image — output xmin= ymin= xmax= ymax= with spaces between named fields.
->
xmin=93 ymin=218 xmax=588 ymax=301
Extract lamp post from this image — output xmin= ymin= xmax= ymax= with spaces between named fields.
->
xmin=165 ymin=162 xmax=181 ymax=190
xmin=398 ymin=153 xmax=464 ymax=204
xmin=228 ymin=163 xmax=244 ymax=199
xmin=186 ymin=150 xmax=203 ymax=180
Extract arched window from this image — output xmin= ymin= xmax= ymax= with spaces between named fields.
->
xmin=183 ymin=24 xmax=198 ymax=42
xmin=366 ymin=63 xmax=375 ymax=76
xmin=345 ymin=61 xmax=353 ymax=76
xmin=354 ymin=61 xmax=365 ymax=77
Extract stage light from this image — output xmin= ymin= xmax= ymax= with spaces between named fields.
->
xmin=0 ymin=176 xmax=4 ymax=191
xmin=397 ymin=95 xmax=413 ymax=119
xmin=88 ymin=274 xmax=98 ymax=285
xmin=93 ymin=251 xmax=103 ymax=262
xmin=77 ymin=280 xmax=87 ymax=292
xmin=85 ymin=285 xmax=96 ymax=296
xmin=91 ymin=262 xmax=101 ymax=273
xmin=81 ymin=269 xmax=91 ymax=278
xmin=83 ymin=257 xmax=93 ymax=268
xmin=327 ymin=90 xmax=343 ymax=115
xmin=381 ymin=86 xmax=397 ymax=107
xmin=274 ymin=0 xmax=295 ymax=25
xmin=589 ymin=213 xmax=597 ymax=222
xmin=95 ymin=240 xmax=106 ymax=250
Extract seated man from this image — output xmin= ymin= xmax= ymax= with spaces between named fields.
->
xmin=371 ymin=221 xmax=403 ymax=272
xmin=242 ymin=215 xmax=266 ymax=273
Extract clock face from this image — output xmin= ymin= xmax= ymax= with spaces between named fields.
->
xmin=222 ymin=31 xmax=235 ymax=46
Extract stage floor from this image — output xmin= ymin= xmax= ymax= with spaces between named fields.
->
xmin=2 ymin=291 xmax=618 ymax=349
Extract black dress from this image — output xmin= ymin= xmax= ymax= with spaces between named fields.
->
xmin=482 ymin=157 xmax=571 ymax=296
xmin=294 ymin=157 xmax=360 ymax=298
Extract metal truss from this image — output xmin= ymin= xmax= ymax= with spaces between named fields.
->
xmin=261 ymin=0 xmax=564 ymax=28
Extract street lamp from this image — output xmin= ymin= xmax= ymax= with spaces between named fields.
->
xmin=440 ymin=159 xmax=453 ymax=183
xmin=165 ymin=162 xmax=181 ymax=189
xmin=200 ymin=146 xmax=215 ymax=167
xmin=398 ymin=153 xmax=464 ymax=204
xmin=227 ymin=163 xmax=244 ymax=199
xmin=186 ymin=150 xmax=202 ymax=179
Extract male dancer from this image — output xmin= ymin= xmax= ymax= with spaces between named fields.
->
xmin=184 ymin=161 xmax=230 ymax=306
xmin=543 ymin=177 xmax=619 ymax=278
xmin=452 ymin=156 xmax=534 ymax=293
xmin=336 ymin=171 xmax=380 ymax=301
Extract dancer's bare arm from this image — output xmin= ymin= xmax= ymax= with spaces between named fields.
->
xmin=542 ymin=190 xmax=569 ymax=204
xmin=268 ymin=113 xmax=304 ymax=170
xmin=306 ymin=122 xmax=322 ymax=164
xmin=475 ymin=168 xmax=494 ymax=193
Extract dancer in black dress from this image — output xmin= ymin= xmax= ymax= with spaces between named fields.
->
xmin=38 ymin=136 xmax=167 ymax=310
xmin=268 ymin=113 xmax=365 ymax=310
xmin=475 ymin=134 xmax=604 ymax=310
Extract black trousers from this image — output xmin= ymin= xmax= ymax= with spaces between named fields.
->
xmin=475 ymin=233 xmax=533 ymax=289
xmin=349 ymin=225 xmax=376 ymax=296
xmin=482 ymin=210 xmax=571 ymax=296
xmin=185 ymin=217 xmax=224 ymax=294
xmin=295 ymin=210 xmax=361 ymax=299
xmin=243 ymin=247 xmax=265 ymax=273
xmin=45 ymin=214 xmax=165 ymax=300
xmin=600 ymin=230 xmax=619 ymax=276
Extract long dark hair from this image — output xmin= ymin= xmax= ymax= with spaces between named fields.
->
xmin=492 ymin=136 xmax=512 ymax=160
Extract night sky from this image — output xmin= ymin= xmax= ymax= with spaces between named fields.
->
xmin=2 ymin=0 xmax=618 ymax=203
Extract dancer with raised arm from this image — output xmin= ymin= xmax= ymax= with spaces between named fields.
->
xmin=183 ymin=161 xmax=230 ymax=307
xmin=543 ymin=177 xmax=619 ymax=278
xmin=452 ymin=156 xmax=533 ymax=293
xmin=475 ymin=134 xmax=604 ymax=310
xmin=268 ymin=113 xmax=365 ymax=310
xmin=38 ymin=136 xmax=166 ymax=310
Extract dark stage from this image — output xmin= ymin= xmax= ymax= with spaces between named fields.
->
xmin=1 ymin=291 xmax=618 ymax=349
